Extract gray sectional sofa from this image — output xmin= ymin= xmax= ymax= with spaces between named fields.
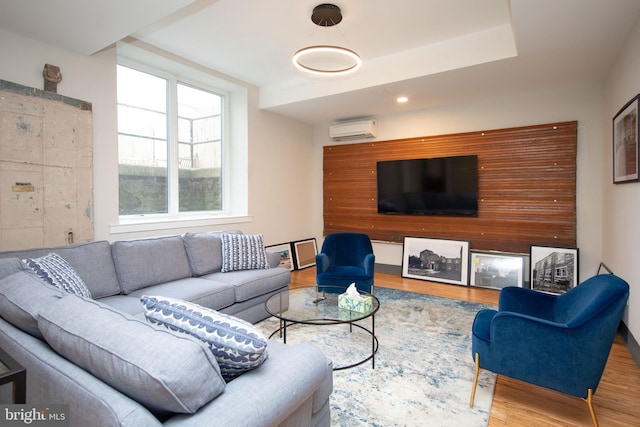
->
xmin=0 ymin=230 xmax=333 ymax=427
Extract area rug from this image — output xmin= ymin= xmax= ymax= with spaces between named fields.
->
xmin=257 ymin=287 xmax=497 ymax=427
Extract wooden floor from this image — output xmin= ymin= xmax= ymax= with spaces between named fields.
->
xmin=291 ymin=268 xmax=640 ymax=426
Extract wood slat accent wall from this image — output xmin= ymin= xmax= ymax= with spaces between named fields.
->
xmin=323 ymin=121 xmax=577 ymax=254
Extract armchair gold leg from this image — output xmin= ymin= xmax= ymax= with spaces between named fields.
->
xmin=470 ymin=352 xmax=480 ymax=408
xmin=584 ymin=388 xmax=599 ymax=427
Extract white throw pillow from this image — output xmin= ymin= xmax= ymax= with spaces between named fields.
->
xmin=141 ymin=295 xmax=269 ymax=381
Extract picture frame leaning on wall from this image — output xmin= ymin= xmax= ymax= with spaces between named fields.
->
xmin=291 ymin=238 xmax=318 ymax=270
xmin=265 ymin=243 xmax=294 ymax=271
xmin=530 ymin=245 xmax=579 ymax=294
xmin=469 ymin=251 xmax=525 ymax=290
xmin=401 ymin=236 xmax=470 ymax=286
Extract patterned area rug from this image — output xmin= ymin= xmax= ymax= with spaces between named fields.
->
xmin=257 ymin=287 xmax=497 ymax=427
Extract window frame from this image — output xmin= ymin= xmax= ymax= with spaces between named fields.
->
xmin=116 ymin=59 xmax=234 ymax=224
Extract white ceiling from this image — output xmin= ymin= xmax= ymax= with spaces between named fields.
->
xmin=1 ymin=0 xmax=640 ymax=125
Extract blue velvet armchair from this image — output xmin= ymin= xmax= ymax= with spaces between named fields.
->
xmin=316 ymin=233 xmax=375 ymax=294
xmin=469 ymin=274 xmax=629 ymax=426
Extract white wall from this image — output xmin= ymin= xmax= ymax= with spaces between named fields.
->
xmin=247 ymin=107 xmax=316 ymax=244
xmin=313 ymin=85 xmax=604 ymax=283
xmin=3 ymin=22 xmax=636 ymax=339
xmin=0 ymin=28 xmax=315 ymax=247
xmin=603 ymin=18 xmax=640 ymax=340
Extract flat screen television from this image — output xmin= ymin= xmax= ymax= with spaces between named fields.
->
xmin=377 ymin=155 xmax=478 ymax=216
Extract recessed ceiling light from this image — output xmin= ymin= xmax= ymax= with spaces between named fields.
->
xmin=397 ymin=96 xmax=409 ymax=103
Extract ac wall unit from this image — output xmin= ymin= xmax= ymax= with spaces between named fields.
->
xmin=329 ymin=119 xmax=377 ymax=141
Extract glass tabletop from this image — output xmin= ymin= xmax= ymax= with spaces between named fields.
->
xmin=266 ymin=286 xmax=379 ymax=324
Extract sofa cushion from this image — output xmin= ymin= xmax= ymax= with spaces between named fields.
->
xmin=23 ymin=253 xmax=92 ymax=298
xmin=0 ymin=270 xmax=67 ymax=338
xmin=0 ymin=241 xmax=121 ymax=299
xmin=38 ymin=295 xmax=225 ymax=414
xmin=182 ymin=230 xmax=242 ymax=276
xmin=221 ymin=233 xmax=270 ymax=273
xmin=141 ymin=295 xmax=269 ymax=381
xmin=205 ymin=268 xmax=290 ymax=302
xmin=128 ymin=277 xmax=236 ymax=311
xmin=53 ymin=241 xmax=121 ymax=299
xmin=111 ymin=236 xmax=193 ymax=294
xmin=0 ymin=257 xmax=25 ymax=280
xmin=96 ymin=294 xmax=147 ymax=317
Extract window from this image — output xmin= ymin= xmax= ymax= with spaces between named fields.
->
xmin=117 ymin=64 xmax=223 ymax=216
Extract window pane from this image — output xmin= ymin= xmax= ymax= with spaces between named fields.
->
xmin=177 ymin=83 xmax=222 ymax=212
xmin=117 ymin=66 xmax=168 ymax=215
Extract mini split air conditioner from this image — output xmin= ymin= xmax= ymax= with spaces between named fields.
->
xmin=329 ymin=119 xmax=377 ymax=141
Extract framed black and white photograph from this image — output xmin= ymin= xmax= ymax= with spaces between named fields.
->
xmin=613 ymin=94 xmax=639 ymax=184
xmin=470 ymin=251 xmax=525 ymax=289
xmin=401 ymin=236 xmax=470 ymax=286
xmin=292 ymin=238 xmax=318 ymax=270
xmin=265 ymin=243 xmax=294 ymax=271
xmin=530 ymin=245 xmax=579 ymax=294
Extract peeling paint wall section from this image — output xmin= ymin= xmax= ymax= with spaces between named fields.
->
xmin=0 ymin=79 xmax=93 ymax=250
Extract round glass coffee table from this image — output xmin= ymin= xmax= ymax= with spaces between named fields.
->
xmin=265 ymin=286 xmax=379 ymax=370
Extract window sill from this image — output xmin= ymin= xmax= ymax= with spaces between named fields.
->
xmin=109 ymin=214 xmax=252 ymax=235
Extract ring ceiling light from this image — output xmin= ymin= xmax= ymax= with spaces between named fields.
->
xmin=293 ymin=4 xmax=362 ymax=76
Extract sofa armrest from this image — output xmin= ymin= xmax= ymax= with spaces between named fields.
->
xmin=266 ymin=250 xmax=281 ymax=269
xmin=363 ymin=253 xmax=375 ymax=276
xmin=0 ymin=318 xmax=162 ymax=426
xmin=164 ymin=341 xmax=332 ymax=427
xmin=316 ymin=253 xmax=330 ymax=273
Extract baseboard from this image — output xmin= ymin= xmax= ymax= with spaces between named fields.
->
xmin=619 ymin=321 xmax=640 ymax=368
xmin=375 ymin=263 xmax=401 ymax=275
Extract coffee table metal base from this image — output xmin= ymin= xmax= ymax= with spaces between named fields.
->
xmin=265 ymin=286 xmax=380 ymax=371
xmin=269 ymin=319 xmax=379 ymax=370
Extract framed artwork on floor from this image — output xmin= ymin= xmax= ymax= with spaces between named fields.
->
xmin=265 ymin=243 xmax=294 ymax=271
xmin=292 ymin=238 xmax=318 ymax=270
xmin=596 ymin=262 xmax=614 ymax=275
xmin=613 ymin=94 xmax=639 ymax=184
xmin=530 ymin=245 xmax=579 ymax=294
xmin=469 ymin=251 xmax=525 ymax=289
xmin=401 ymin=236 xmax=470 ymax=286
